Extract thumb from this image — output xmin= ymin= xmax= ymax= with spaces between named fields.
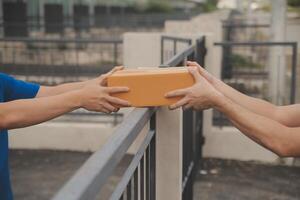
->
xmin=187 ymin=67 xmax=201 ymax=82
xmin=100 ymin=66 xmax=124 ymax=86
xmin=105 ymin=66 xmax=124 ymax=77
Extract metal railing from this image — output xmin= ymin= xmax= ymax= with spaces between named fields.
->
xmin=162 ymin=36 xmax=206 ymax=200
xmin=0 ymin=13 xmax=197 ymax=38
xmin=0 ymin=37 xmax=122 ymax=85
xmin=53 ymin=108 xmax=156 ymax=200
xmin=222 ymin=10 xmax=271 ymax=42
xmin=52 ymin=35 xmax=206 ymax=200
xmin=214 ymin=41 xmax=298 ymax=126
xmin=160 ymin=36 xmax=192 ymax=65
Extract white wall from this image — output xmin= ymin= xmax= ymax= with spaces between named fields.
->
xmin=9 ymin=121 xmax=114 ymax=152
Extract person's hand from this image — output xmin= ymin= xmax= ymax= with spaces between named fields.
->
xmin=165 ymin=66 xmax=221 ymax=111
xmin=87 ymin=66 xmax=124 ymax=86
xmin=78 ymin=84 xmax=130 ymax=113
xmin=186 ymin=61 xmax=215 ymax=84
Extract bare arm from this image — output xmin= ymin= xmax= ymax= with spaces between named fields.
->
xmin=187 ymin=61 xmax=300 ymax=127
xmin=0 ymin=91 xmax=80 ymax=130
xmin=0 ymin=85 xmax=130 ymax=130
xmin=37 ymin=82 xmax=86 ymax=97
xmin=36 ymin=66 xmax=123 ymax=97
xmin=214 ymin=93 xmax=300 ymax=157
xmin=167 ymin=67 xmax=300 ymax=157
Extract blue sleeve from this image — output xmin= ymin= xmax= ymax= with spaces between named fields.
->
xmin=0 ymin=73 xmax=40 ymax=102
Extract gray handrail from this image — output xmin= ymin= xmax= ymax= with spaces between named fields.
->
xmin=165 ymin=45 xmax=195 ymax=66
xmin=0 ymin=37 xmax=122 ymax=44
xmin=161 ymin=35 xmax=192 ymax=44
xmin=52 ymin=108 xmax=155 ymax=200
xmin=110 ymin=130 xmax=155 ymax=200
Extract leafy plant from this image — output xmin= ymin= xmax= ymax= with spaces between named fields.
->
xmin=201 ymin=0 xmax=218 ymax=12
xmin=230 ymin=54 xmax=262 ymax=69
xmin=288 ymin=0 xmax=300 ymax=7
xmin=145 ymin=1 xmax=173 ymax=13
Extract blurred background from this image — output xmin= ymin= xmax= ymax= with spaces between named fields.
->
xmin=1 ymin=0 xmax=300 ymax=199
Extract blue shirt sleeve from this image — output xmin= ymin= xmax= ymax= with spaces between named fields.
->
xmin=0 ymin=73 xmax=40 ymax=102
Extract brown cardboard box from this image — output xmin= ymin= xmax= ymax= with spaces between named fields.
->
xmin=107 ymin=67 xmax=194 ymax=107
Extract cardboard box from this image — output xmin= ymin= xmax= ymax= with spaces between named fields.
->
xmin=107 ymin=67 xmax=194 ymax=107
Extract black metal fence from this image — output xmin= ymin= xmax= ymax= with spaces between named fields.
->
xmin=0 ymin=37 xmax=122 ymax=85
xmin=222 ymin=10 xmax=271 ymax=43
xmin=214 ymin=41 xmax=298 ymax=126
xmin=1 ymin=1 xmax=197 ymax=38
xmin=222 ymin=20 xmax=270 ymax=42
xmin=162 ymin=36 xmax=206 ymax=200
xmin=51 ymin=35 xmax=206 ymax=200
xmin=52 ymin=108 xmax=157 ymax=200
xmin=160 ymin=35 xmax=192 ymax=65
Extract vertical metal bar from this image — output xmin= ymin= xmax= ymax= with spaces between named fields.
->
xmin=140 ymin=155 xmax=145 ymax=200
xmin=150 ymin=134 xmax=156 ymax=200
xmin=160 ymin=37 xmax=164 ymax=64
xmin=146 ymin=146 xmax=150 ymax=200
xmin=75 ymin=41 xmax=79 ymax=82
xmin=114 ymin=42 xmax=118 ymax=66
xmin=127 ymin=179 xmax=132 ymax=200
xmin=134 ymin=169 xmax=138 ymax=200
xmin=290 ymin=43 xmax=297 ymax=104
xmin=174 ymin=40 xmax=177 ymax=56
xmin=149 ymin=113 xmax=156 ymax=200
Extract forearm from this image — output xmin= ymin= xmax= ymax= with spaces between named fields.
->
xmin=212 ymin=77 xmax=277 ymax=119
xmin=37 ymin=81 xmax=87 ymax=97
xmin=214 ymin=93 xmax=299 ymax=157
xmin=0 ymin=91 xmax=81 ymax=130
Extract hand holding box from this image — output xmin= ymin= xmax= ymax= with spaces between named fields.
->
xmin=107 ymin=67 xmax=195 ymax=107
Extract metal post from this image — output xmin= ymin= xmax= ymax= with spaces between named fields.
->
xmin=269 ymin=0 xmax=287 ymax=104
xmin=68 ymin=0 xmax=74 ymax=29
xmin=174 ymin=40 xmax=177 ymax=56
xmin=291 ymin=43 xmax=298 ymax=104
xmin=39 ymin=0 xmax=44 ymax=33
xmin=114 ymin=42 xmax=118 ymax=66
xmin=89 ymin=0 xmax=95 ymax=27
xmin=0 ymin=0 xmax=3 ymax=37
xmin=150 ymin=114 xmax=156 ymax=200
xmin=160 ymin=37 xmax=164 ymax=64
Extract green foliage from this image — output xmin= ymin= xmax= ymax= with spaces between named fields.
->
xmin=201 ymin=0 xmax=218 ymax=12
xmin=144 ymin=1 xmax=173 ymax=13
xmin=230 ymin=54 xmax=262 ymax=69
xmin=288 ymin=0 xmax=300 ymax=7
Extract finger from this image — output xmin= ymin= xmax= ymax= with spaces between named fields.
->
xmin=169 ymin=97 xmax=189 ymax=110
xmin=105 ymin=87 xmax=130 ymax=94
xmin=187 ymin=67 xmax=201 ymax=82
xmin=114 ymin=108 xmax=120 ymax=112
xmin=101 ymin=107 xmax=111 ymax=114
xmin=183 ymin=103 xmax=192 ymax=110
xmin=165 ymin=88 xmax=189 ymax=98
xmin=100 ymin=66 xmax=124 ymax=86
xmin=187 ymin=61 xmax=200 ymax=67
xmin=107 ymin=66 xmax=124 ymax=76
xmin=187 ymin=61 xmax=205 ymax=74
xmin=106 ymin=96 xmax=131 ymax=107
xmin=102 ymin=102 xmax=115 ymax=112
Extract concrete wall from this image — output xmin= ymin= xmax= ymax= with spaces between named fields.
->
xmin=9 ymin=121 xmax=113 ymax=152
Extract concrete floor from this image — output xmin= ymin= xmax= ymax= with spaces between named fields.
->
xmin=194 ymin=158 xmax=300 ymax=200
xmin=9 ymin=150 xmax=300 ymax=200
